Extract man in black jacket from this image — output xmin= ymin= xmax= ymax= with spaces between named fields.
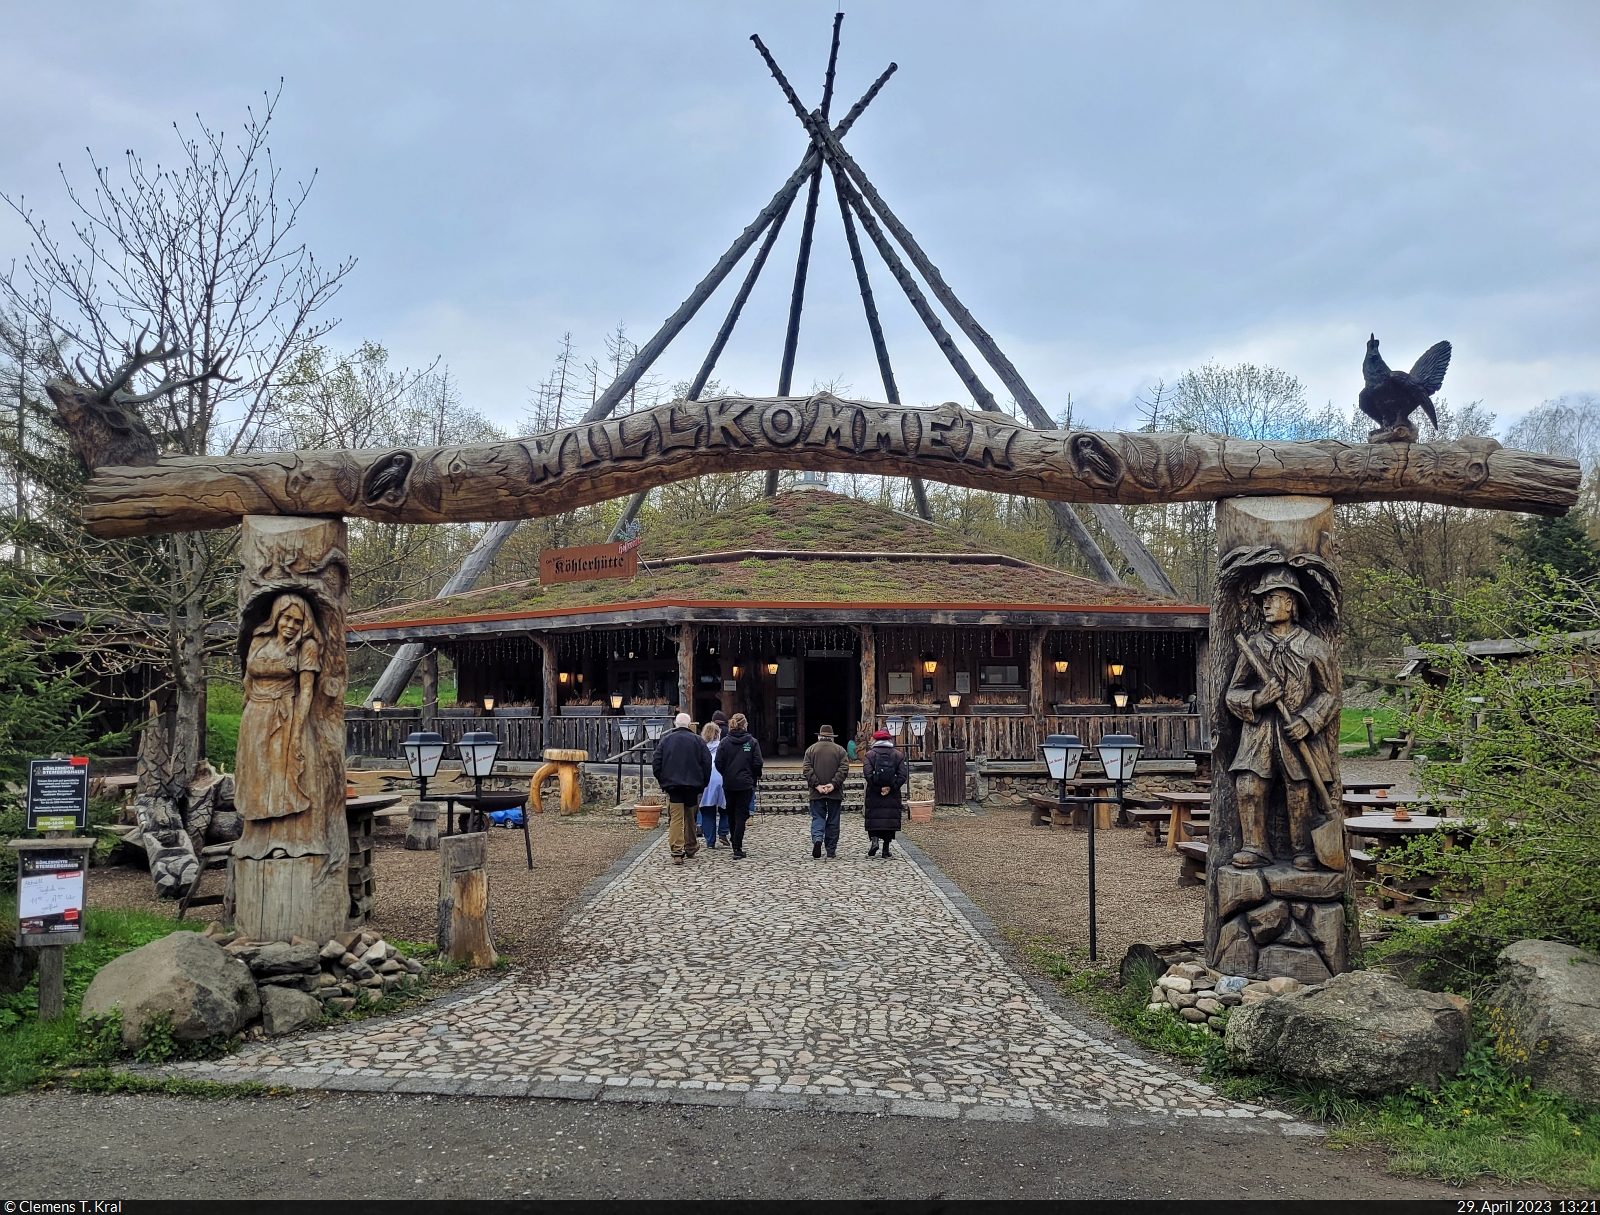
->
xmin=652 ymin=712 xmax=712 ymax=864
xmin=713 ymin=712 xmax=763 ymax=860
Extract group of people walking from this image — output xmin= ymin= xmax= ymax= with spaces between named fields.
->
xmin=650 ymin=711 xmax=909 ymax=865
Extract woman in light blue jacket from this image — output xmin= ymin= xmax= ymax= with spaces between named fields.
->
xmin=698 ymin=722 xmax=730 ymax=848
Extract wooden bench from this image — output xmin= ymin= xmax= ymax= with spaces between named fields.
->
xmin=177 ymin=842 xmax=235 ymax=921
xmin=1125 ymin=806 xmax=1173 ymax=845
xmin=1176 ymin=841 xmax=1207 ymax=887
xmin=1378 ymin=737 xmax=1408 ymax=760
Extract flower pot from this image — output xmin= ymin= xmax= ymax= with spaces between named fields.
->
xmin=560 ymin=705 xmax=605 ymax=717
xmin=634 ymin=803 xmax=662 ymax=830
xmin=908 ymin=800 xmax=934 ymax=823
xmin=624 ymin=705 xmax=670 ymax=717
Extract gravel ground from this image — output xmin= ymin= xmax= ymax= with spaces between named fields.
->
xmin=85 ymin=804 xmax=640 ymax=969
xmin=909 ymin=808 xmax=1205 ymax=962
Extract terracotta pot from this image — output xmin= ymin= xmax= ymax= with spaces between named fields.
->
xmin=908 ymin=800 xmax=934 ymax=823
xmin=634 ymin=803 xmax=663 ymax=829
xmin=1391 ymin=808 xmax=1411 ymax=822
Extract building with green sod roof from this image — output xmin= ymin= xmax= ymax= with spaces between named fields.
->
xmin=346 ymin=489 xmax=1209 ymax=764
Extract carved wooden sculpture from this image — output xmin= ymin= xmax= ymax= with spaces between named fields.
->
xmin=230 ymin=515 xmax=351 ymax=942
xmin=81 ymin=394 xmax=1578 ymax=538
xmin=1205 ymin=498 xmax=1354 ymax=983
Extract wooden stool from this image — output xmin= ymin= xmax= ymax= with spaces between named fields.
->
xmin=531 ymin=748 xmax=589 ymax=815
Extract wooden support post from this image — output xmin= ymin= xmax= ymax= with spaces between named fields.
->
xmin=677 ymin=623 xmax=698 ymax=718
xmin=1028 ymin=627 xmax=1046 ymax=722
xmin=438 ymin=833 xmax=496 ymax=967
xmin=36 ymin=944 xmax=64 ymax=1020
xmin=538 ymin=636 xmax=557 ymax=722
xmin=231 ymin=515 xmax=351 ymax=944
xmin=1206 ymin=497 xmax=1354 ymax=984
xmin=421 ymin=649 xmax=439 ymax=727
xmin=858 ymin=625 xmax=876 ymax=749
xmin=1195 ymin=631 xmax=1212 ymax=747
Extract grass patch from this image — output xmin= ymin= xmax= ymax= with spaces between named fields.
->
xmin=0 ymin=906 xmax=208 ymax=1093
xmin=52 ymin=1069 xmax=290 ymax=1099
xmin=1013 ymin=936 xmax=1213 ymax=1061
xmin=1208 ymin=1038 xmax=1600 ymax=1191
xmin=1339 ymin=707 xmax=1398 ymax=748
xmin=1021 ymin=929 xmax=1600 ymax=1189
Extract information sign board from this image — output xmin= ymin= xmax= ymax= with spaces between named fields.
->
xmin=26 ymin=757 xmax=89 ymax=831
xmin=16 ymin=849 xmax=86 ymax=941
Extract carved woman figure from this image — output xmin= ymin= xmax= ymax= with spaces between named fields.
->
xmin=235 ymin=593 xmax=330 ymax=859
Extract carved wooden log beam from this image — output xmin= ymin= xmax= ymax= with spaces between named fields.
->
xmin=81 ymin=394 xmax=1579 ymax=538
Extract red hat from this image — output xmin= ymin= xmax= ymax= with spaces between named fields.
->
xmin=871 ymin=729 xmax=893 ymax=740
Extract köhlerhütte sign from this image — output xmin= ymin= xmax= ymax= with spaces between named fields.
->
xmin=539 ymin=541 xmax=639 ymax=585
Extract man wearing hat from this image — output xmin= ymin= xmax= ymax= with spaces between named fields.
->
xmin=1224 ymin=568 xmax=1339 ymax=871
xmin=802 ymin=724 xmax=850 ymax=859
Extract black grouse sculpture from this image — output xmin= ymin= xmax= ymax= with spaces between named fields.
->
xmin=1359 ymin=334 xmax=1451 ymax=443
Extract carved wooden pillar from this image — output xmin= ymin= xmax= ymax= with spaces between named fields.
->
xmin=1205 ymin=497 xmax=1352 ymax=984
xmin=1194 ymin=631 xmax=1212 ymax=748
xmin=537 ymin=636 xmax=557 ymax=721
xmin=1028 ymin=627 xmax=1046 ymax=721
xmin=858 ymin=624 xmax=876 ymax=750
xmin=421 ymin=650 xmax=439 ymax=727
xmin=677 ymin=623 xmax=698 ymax=718
xmin=232 ymin=515 xmax=351 ymax=943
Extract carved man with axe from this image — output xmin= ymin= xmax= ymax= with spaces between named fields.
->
xmin=1224 ymin=568 xmax=1340 ymax=871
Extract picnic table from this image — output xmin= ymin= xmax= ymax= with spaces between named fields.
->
xmin=1156 ymin=790 xmax=1211 ymax=852
xmin=1124 ymin=805 xmax=1175 ymax=846
xmin=1341 ymin=780 xmax=1396 ymax=795
xmin=1341 ymin=793 xmax=1459 ymax=816
xmin=1027 ymin=778 xmax=1120 ymax=829
xmin=1344 ymin=813 xmax=1465 ymax=912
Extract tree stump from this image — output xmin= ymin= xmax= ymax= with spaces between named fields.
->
xmin=530 ymin=749 xmax=588 ymax=815
xmin=405 ymin=804 xmax=440 ymax=851
xmin=438 ymin=833 xmax=496 ymax=967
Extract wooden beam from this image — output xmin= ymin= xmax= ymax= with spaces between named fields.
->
xmin=858 ymin=624 xmax=877 ymax=749
xmin=83 ymin=395 xmax=1579 ymax=538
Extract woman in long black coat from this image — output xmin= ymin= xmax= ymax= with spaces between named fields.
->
xmin=861 ymin=729 xmax=910 ymax=859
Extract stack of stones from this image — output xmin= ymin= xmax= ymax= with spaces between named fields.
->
xmin=206 ymin=922 xmax=425 ymax=1015
xmin=1147 ymin=959 xmax=1308 ymax=1030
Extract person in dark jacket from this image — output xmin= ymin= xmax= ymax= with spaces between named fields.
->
xmin=713 ymin=712 xmax=763 ymax=859
xmin=802 ymin=723 xmax=850 ymax=859
xmin=652 ymin=711 xmax=712 ymax=864
xmin=862 ymin=728 xmax=910 ymax=859
xmin=711 ymin=709 xmax=729 ymax=740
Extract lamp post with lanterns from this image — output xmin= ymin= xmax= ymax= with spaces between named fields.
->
xmin=1038 ymin=731 xmax=1143 ymax=961
xmin=402 ymin=731 xmax=446 ymax=801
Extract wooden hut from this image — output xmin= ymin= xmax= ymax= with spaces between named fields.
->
xmin=346 ymin=490 xmax=1209 ymax=763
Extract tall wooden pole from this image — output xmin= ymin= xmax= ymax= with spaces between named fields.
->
xmin=580 ymin=63 xmax=897 ymax=428
xmin=831 ymin=161 xmax=932 ymax=521
xmin=754 ymin=35 xmax=1159 ymax=590
xmin=765 ymin=12 xmax=845 ymax=499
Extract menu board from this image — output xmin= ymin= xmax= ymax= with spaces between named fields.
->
xmin=17 ymin=849 xmax=85 ymax=940
xmin=27 ymin=757 xmax=89 ymax=831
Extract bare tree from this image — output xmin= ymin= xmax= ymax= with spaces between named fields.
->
xmin=0 ymin=84 xmax=353 ymax=876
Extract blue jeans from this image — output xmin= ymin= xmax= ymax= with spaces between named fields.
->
xmin=700 ymin=806 xmax=730 ymax=845
xmin=809 ymin=799 xmax=842 ymax=854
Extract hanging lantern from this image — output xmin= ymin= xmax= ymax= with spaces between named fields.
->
xmin=922 ymin=652 xmax=938 ymax=676
xmin=1053 ymin=657 xmax=1069 ymax=674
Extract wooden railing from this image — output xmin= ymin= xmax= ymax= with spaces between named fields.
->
xmin=873 ymin=712 xmax=1204 ymax=762
xmin=345 ymin=713 xmax=671 ymax=762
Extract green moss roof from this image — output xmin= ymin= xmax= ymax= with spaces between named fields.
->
xmin=352 ymin=490 xmax=1181 ymax=627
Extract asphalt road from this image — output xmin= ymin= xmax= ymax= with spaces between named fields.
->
xmin=0 ymin=1090 xmax=1475 ymax=1201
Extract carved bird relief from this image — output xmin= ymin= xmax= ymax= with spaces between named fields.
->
xmin=1359 ymin=334 xmax=1451 ymax=443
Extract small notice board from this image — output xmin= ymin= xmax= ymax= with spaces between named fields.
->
xmin=10 ymin=840 xmax=93 ymax=946
xmin=27 ymin=757 xmax=89 ymax=831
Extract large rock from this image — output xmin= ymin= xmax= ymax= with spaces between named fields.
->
xmin=1225 ymin=971 xmax=1468 ymax=1095
xmin=245 ymin=941 xmax=321 ymax=977
xmin=81 ymin=931 xmax=260 ymax=1049
xmin=260 ymin=985 xmax=323 ymax=1036
xmin=1486 ymin=939 xmax=1600 ymax=1103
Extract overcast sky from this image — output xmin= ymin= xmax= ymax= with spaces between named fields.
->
xmin=3 ymin=1 xmax=1596 ymax=436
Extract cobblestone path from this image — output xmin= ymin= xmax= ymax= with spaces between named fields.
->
xmin=161 ymin=818 xmax=1299 ymax=1128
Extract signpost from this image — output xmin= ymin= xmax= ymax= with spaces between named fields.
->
xmin=26 ymin=757 xmax=89 ymax=831
xmin=12 ymin=756 xmax=94 ymax=1019
xmin=539 ymin=541 xmax=639 ymax=586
